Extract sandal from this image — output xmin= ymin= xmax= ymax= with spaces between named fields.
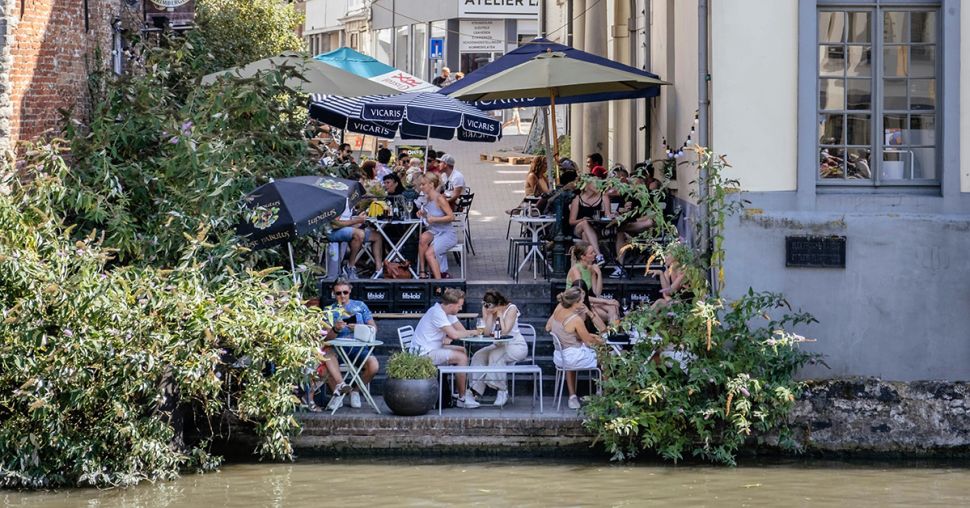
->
xmin=418 ymin=271 xmax=431 ymax=279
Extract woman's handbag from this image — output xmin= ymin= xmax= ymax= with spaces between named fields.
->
xmin=383 ymin=260 xmax=412 ymax=279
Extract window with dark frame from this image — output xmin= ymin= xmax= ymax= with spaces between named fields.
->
xmin=817 ymin=6 xmax=939 ymax=187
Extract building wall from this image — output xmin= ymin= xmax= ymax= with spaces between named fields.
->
xmin=2 ymin=0 xmax=121 ymax=151
xmin=710 ymin=0 xmax=798 ymax=192
xmin=705 ymin=0 xmax=970 ymax=381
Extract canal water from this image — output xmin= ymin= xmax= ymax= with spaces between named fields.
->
xmin=3 ymin=458 xmax=968 ymax=507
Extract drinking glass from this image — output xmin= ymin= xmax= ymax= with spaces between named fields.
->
xmin=621 ymin=298 xmax=629 ymax=314
xmin=475 ymin=318 xmax=486 ymax=336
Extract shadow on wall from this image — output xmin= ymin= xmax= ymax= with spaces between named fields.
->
xmin=10 ymin=0 xmax=121 ymax=148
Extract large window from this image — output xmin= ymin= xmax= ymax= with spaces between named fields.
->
xmin=374 ymin=28 xmax=392 ymax=65
xmin=817 ymin=6 xmax=939 ymax=187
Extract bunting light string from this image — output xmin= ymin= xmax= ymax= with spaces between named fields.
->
xmin=661 ymin=110 xmax=700 ymax=159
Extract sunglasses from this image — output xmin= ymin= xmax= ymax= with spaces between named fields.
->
xmin=334 ymin=290 xmax=351 ymax=296
xmin=482 ymin=302 xmax=494 ymax=308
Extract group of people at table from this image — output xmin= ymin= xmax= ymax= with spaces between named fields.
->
xmin=323 ymin=142 xmax=670 ymax=283
xmin=321 ymin=144 xmax=468 ymax=280
xmin=313 ymin=248 xmax=687 ymax=412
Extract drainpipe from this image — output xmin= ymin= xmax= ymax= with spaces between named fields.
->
xmin=112 ymin=17 xmax=123 ymax=75
xmin=538 ymin=0 xmax=545 ymax=37
xmin=628 ymin=0 xmax=639 ymax=164
xmin=697 ymin=0 xmax=712 ymax=286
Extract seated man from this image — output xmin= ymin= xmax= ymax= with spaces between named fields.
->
xmin=320 ymin=279 xmax=380 ymax=410
xmin=412 ymin=288 xmax=481 ymax=408
xmin=327 ymin=199 xmax=382 ymax=279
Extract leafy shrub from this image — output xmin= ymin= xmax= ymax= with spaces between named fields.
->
xmin=582 ymin=148 xmax=820 ymax=464
xmin=0 ymin=150 xmax=321 ymax=488
xmin=386 ymin=352 xmax=437 ymax=380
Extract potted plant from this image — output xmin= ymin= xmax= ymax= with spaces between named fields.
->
xmin=383 ymin=352 xmax=438 ymax=416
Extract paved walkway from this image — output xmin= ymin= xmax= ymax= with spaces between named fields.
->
xmin=431 ymin=134 xmax=532 ymax=282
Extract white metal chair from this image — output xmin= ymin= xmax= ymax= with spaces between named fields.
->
xmin=397 ymin=325 xmax=415 ymax=352
xmin=550 ymin=332 xmax=602 ymax=411
xmin=446 ymin=217 xmax=467 ymax=280
xmin=509 ymin=324 xmax=538 ymax=403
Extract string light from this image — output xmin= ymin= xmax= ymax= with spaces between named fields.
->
xmin=661 ymin=110 xmax=700 ymax=159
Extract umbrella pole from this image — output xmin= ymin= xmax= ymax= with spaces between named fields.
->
xmin=287 ymin=241 xmax=299 ymax=287
xmin=423 ymin=126 xmax=430 ymax=172
xmin=550 ymin=91 xmax=560 ymax=161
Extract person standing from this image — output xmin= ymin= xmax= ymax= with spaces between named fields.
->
xmin=413 ymin=288 xmax=481 ymax=408
xmin=469 ymin=291 xmax=529 ymax=407
xmin=439 ymin=153 xmax=465 ymax=209
xmin=319 ymin=279 xmax=380 ymax=410
xmin=431 ymin=67 xmax=451 ymax=87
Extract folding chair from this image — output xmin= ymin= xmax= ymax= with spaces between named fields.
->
xmin=397 ymin=325 xmax=415 ymax=352
xmin=550 ymin=332 xmax=601 ymax=411
xmin=509 ymin=323 xmax=538 ymax=403
xmin=455 ymin=193 xmax=476 ymax=255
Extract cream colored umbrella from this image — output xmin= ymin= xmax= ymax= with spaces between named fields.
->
xmin=202 ymin=51 xmax=398 ymax=97
xmin=449 ymin=51 xmax=669 ymax=159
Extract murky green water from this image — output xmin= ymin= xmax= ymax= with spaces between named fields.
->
xmin=3 ymin=458 xmax=968 ymax=507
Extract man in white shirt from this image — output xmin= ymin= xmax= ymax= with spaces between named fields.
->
xmin=439 ymin=153 xmax=465 ymax=208
xmin=413 ymin=288 xmax=481 ymax=408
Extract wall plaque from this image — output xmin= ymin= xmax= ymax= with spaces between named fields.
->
xmin=785 ymin=236 xmax=846 ymax=268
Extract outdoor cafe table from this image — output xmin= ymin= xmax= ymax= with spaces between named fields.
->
xmin=368 ymin=217 xmax=421 ymax=279
xmin=510 ymin=215 xmax=556 ymax=280
xmin=324 ymin=337 xmax=384 ymax=414
xmin=458 ymin=334 xmax=513 ymax=356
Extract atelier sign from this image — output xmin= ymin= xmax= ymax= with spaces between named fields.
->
xmin=785 ymin=236 xmax=846 ymax=268
xmin=459 ymin=0 xmax=539 ymax=19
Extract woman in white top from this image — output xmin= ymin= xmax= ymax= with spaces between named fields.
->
xmin=469 ymin=290 xmax=529 ymax=407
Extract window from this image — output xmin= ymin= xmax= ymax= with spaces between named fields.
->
xmin=412 ymin=23 xmax=428 ymax=81
xmin=395 ymin=26 xmax=411 ymax=72
xmin=374 ymin=29 xmax=392 ymax=65
xmin=817 ymin=6 xmax=939 ymax=186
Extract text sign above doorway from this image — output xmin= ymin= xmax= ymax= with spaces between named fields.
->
xmin=459 ymin=0 xmax=539 ymax=20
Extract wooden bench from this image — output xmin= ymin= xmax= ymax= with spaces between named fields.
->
xmin=374 ymin=312 xmax=478 ymax=321
xmin=436 ymin=365 xmax=544 ymax=415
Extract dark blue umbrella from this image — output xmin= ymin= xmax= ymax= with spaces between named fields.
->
xmin=308 ymin=94 xmax=399 ymax=139
xmin=438 ymin=37 xmax=664 ymax=111
xmin=361 ymin=92 xmax=502 ymax=137
xmin=237 ymin=176 xmax=363 ymax=250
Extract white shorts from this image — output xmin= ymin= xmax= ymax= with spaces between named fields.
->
xmin=553 ymin=345 xmax=598 ymax=370
xmin=424 ymin=348 xmax=457 ymax=366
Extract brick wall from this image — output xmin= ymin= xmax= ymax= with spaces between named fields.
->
xmin=1 ymin=0 xmax=124 ymax=151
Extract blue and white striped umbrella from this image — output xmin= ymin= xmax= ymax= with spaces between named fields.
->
xmin=309 ymin=93 xmax=501 ymax=142
xmin=308 ymin=94 xmax=399 ymax=139
xmin=360 ymin=92 xmax=502 ymax=138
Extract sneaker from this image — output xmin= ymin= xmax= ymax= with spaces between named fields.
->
xmin=608 ymin=266 xmax=626 ymax=279
xmin=568 ymin=395 xmax=581 ymax=410
xmin=493 ymin=390 xmax=509 ymax=407
xmin=326 ymin=395 xmax=344 ymax=411
xmin=594 ymin=254 xmax=606 ymax=266
xmin=457 ymin=395 xmax=481 ymax=409
xmin=334 ymin=382 xmax=352 ymax=395
xmin=349 ymin=391 xmax=362 ymax=408
xmin=344 ymin=267 xmax=359 ymax=280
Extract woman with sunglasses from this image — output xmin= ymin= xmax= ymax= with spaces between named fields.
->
xmin=468 ymin=290 xmax=529 ymax=407
xmin=319 ymin=279 xmax=379 ymax=411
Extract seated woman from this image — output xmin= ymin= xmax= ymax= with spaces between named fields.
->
xmin=415 ymin=173 xmax=457 ymax=279
xmin=567 ymin=241 xmax=621 ymax=324
xmin=571 ymin=279 xmax=609 ymax=335
xmin=606 ymin=169 xmax=657 ymax=279
xmin=469 ymin=290 xmax=529 ymax=407
xmin=507 ymin=156 xmax=551 ymax=216
xmin=649 ymin=246 xmax=689 ymax=309
xmin=382 ymin=172 xmax=404 ymax=197
xmin=568 ymin=179 xmax=608 ymax=264
xmin=546 ymin=287 xmax=605 ymax=410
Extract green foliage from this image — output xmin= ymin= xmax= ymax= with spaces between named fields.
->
xmin=0 ymin=154 xmax=321 ymax=487
xmin=386 ymin=352 xmax=437 ymax=380
xmin=583 ymin=148 xmax=820 ymax=465
xmin=61 ymin=36 xmax=316 ymax=271
xmin=194 ymin=0 xmax=305 ymax=74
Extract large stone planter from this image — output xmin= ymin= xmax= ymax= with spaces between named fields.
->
xmin=383 ymin=378 xmax=438 ymax=416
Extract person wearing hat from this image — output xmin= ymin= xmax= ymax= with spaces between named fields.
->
xmin=439 ymin=153 xmax=465 ymax=208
